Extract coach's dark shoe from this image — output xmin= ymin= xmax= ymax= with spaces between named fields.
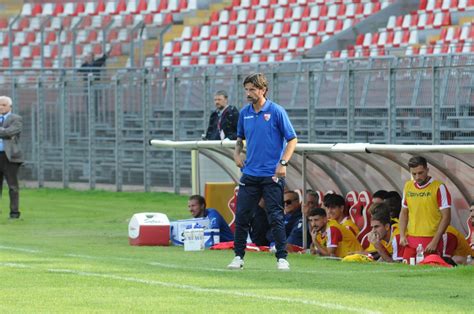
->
xmin=9 ymin=214 xmax=20 ymax=219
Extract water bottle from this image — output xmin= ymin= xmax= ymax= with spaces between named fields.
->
xmin=416 ymin=244 xmax=424 ymax=264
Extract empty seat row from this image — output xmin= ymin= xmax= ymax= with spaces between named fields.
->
xmin=325 ymin=47 xmax=387 ymax=59
xmin=356 ymin=30 xmax=419 ymax=48
xmin=164 ymin=36 xmax=319 ymax=57
xmin=3 ymin=11 xmax=174 ymax=32
xmin=181 ymin=19 xmax=355 ymax=42
xmin=20 ymin=0 xmax=196 ymax=17
xmin=386 ymin=11 xmax=452 ymax=31
xmin=419 ymin=0 xmax=474 ymax=13
xmin=211 ymin=2 xmax=384 ymax=25
xmin=437 ymin=22 xmax=474 ymax=42
xmin=232 ymin=0 xmax=388 ymax=10
xmin=406 ymin=41 xmax=474 ymax=55
xmin=161 ymin=51 xmax=295 ymax=67
xmin=1 ymin=27 xmax=141 ymax=47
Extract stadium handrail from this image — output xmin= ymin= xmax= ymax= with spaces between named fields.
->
xmin=149 ymin=140 xmax=474 ymax=153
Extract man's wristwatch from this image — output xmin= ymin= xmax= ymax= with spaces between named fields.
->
xmin=279 ymin=159 xmax=288 ymax=167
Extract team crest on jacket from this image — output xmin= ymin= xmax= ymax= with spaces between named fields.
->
xmin=264 ymin=113 xmax=271 ymax=121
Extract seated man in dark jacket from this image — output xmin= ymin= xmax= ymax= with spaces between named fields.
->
xmin=204 ymin=90 xmax=239 ymax=140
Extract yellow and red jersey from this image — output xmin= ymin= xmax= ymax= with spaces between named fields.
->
xmin=444 ymin=225 xmax=472 ymax=257
xmin=326 ymin=219 xmax=362 ymax=258
xmin=315 ymin=231 xmax=327 ymax=248
xmin=390 ymin=221 xmax=403 ymax=261
xmin=402 ymin=178 xmax=451 ymax=237
xmin=365 ymin=239 xmax=393 ymax=256
xmin=341 ymin=216 xmax=360 ymax=237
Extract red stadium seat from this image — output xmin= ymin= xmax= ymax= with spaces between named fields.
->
xmin=74 ymin=3 xmax=85 ymax=16
xmin=345 ymin=191 xmax=358 ymax=212
xmin=158 ymin=0 xmax=168 ymax=12
xmin=0 ymin=18 xmax=8 ymax=29
xmin=32 ymin=3 xmax=43 ymax=16
xmin=46 ymin=32 xmax=57 ymax=44
xmin=54 ymin=3 xmax=64 ymax=16
xmin=466 ymin=213 xmax=473 ymax=245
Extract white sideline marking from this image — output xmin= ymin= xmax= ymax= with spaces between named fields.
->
xmin=0 ymin=262 xmax=32 ymax=269
xmin=0 ymin=245 xmax=40 ymax=253
xmin=0 ymin=261 xmax=376 ymax=313
xmin=45 ymin=267 xmax=379 ymax=313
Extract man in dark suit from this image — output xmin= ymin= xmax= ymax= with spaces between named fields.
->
xmin=0 ymin=96 xmax=23 ymax=219
xmin=204 ymin=90 xmax=239 ymax=140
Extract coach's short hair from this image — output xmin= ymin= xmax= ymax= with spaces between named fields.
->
xmin=408 ymin=156 xmax=427 ymax=168
xmin=189 ymin=195 xmax=206 ymax=208
xmin=243 ymin=73 xmax=268 ymax=94
xmin=0 ymin=96 xmax=12 ymax=106
xmin=214 ymin=90 xmax=228 ymax=99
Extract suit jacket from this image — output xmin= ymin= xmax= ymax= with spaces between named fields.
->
xmin=0 ymin=113 xmax=23 ymax=163
xmin=205 ymin=106 xmax=239 ymax=140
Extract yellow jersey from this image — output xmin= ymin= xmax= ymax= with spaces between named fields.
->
xmin=390 ymin=221 xmax=404 ymax=261
xmin=402 ymin=178 xmax=451 ymax=237
xmin=326 ymin=219 xmax=362 ymax=258
xmin=341 ymin=216 xmax=360 ymax=237
xmin=365 ymin=239 xmax=393 ymax=256
xmin=445 ymin=225 xmax=472 ymax=257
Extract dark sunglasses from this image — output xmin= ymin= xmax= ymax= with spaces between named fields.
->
xmin=284 ymin=199 xmax=298 ymax=205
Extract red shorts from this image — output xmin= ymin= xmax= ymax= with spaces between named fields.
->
xmin=402 ymin=236 xmax=444 ymax=260
xmin=441 ymin=233 xmax=457 ymax=257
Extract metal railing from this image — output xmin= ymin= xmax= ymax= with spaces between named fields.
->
xmin=0 ymin=55 xmax=473 ymax=192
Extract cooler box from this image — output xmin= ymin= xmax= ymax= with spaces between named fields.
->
xmin=128 ymin=212 xmax=170 ymax=246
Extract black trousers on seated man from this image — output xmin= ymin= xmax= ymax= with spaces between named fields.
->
xmin=0 ymin=152 xmax=21 ymax=218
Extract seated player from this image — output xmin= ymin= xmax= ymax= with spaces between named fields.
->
xmin=365 ymin=203 xmax=395 ymax=262
xmin=309 ymin=207 xmax=362 ymax=258
xmin=443 ymin=225 xmax=472 ymax=265
xmin=324 ymin=193 xmax=360 ymax=237
xmin=188 ymin=195 xmax=234 ymax=242
xmin=372 ymin=190 xmax=389 ymax=204
xmin=308 ymin=207 xmax=327 ymax=255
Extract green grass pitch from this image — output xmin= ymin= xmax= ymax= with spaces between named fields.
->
xmin=0 ymin=189 xmax=472 ymax=313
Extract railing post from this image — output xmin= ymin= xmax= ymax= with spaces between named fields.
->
xmin=347 ymin=68 xmax=355 ymax=143
xmin=172 ymin=74 xmax=180 ymax=194
xmin=71 ymin=17 xmax=83 ymax=68
xmin=158 ymin=24 xmax=172 ymax=72
xmin=87 ymin=73 xmax=96 ymax=190
xmin=301 ymin=152 xmax=308 ymax=249
xmin=388 ymin=67 xmax=396 ymax=144
xmin=432 ymin=66 xmax=441 ymax=144
xmin=191 ymin=149 xmax=200 ymax=195
xmin=142 ymin=69 xmax=151 ymax=191
xmin=130 ymin=21 xmax=144 ymax=67
xmin=36 ymin=78 xmax=44 ymax=187
xmin=308 ymin=70 xmax=315 ymax=143
xmin=61 ymin=77 xmax=69 ymax=188
xmin=114 ymin=75 xmax=123 ymax=192
xmin=8 ymin=15 xmax=20 ymax=68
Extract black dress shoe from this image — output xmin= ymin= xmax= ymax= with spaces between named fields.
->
xmin=9 ymin=215 xmax=20 ymax=219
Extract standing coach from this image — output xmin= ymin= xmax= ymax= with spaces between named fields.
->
xmin=228 ymin=73 xmax=297 ymax=271
xmin=0 ymin=96 xmax=23 ymax=219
